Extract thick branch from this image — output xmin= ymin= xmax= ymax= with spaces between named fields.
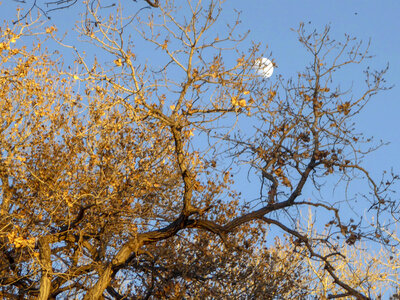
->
xmin=83 ymin=214 xmax=187 ymax=299
xmin=0 ymin=160 xmax=13 ymax=215
xmin=144 ymin=0 xmax=160 ymax=7
xmin=171 ymin=126 xmax=195 ymax=215
xmin=38 ymin=238 xmax=52 ymax=300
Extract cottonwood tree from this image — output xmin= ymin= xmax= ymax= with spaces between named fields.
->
xmin=1 ymin=0 xmax=397 ymax=299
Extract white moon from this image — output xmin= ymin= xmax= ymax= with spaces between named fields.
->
xmin=253 ymin=57 xmax=274 ymax=78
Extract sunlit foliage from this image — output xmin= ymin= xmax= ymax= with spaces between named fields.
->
xmin=0 ymin=1 xmax=398 ymax=299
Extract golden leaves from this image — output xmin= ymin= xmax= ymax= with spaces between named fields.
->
xmin=223 ymin=171 xmax=230 ymax=184
xmin=126 ymin=49 xmax=136 ymax=60
xmin=231 ymin=96 xmax=247 ymax=107
xmin=273 ymin=168 xmax=292 ymax=188
xmin=183 ymin=128 xmax=195 ymax=138
xmin=281 ymin=176 xmax=292 ymax=188
xmin=268 ymin=90 xmax=277 ymax=101
xmin=7 ymin=232 xmax=35 ymax=249
xmin=45 ymin=26 xmax=57 ymax=34
xmin=236 ymin=57 xmax=244 ymax=66
xmin=0 ymin=42 xmax=9 ymax=51
xmin=161 ymin=39 xmax=169 ymax=50
xmin=273 ymin=168 xmax=283 ymax=177
xmin=320 ymin=87 xmax=330 ymax=93
xmin=114 ymin=58 xmax=123 ymax=67
xmin=337 ymin=101 xmax=351 ymax=115
xmin=238 ymin=99 xmax=247 ymax=107
xmin=314 ymin=150 xmax=329 ymax=160
xmin=191 ymin=68 xmax=199 ymax=79
xmin=0 ymin=8 xmax=393 ymax=300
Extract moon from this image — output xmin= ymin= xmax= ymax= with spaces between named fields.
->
xmin=253 ymin=57 xmax=274 ymax=78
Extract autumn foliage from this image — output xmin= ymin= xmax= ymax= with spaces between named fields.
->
xmin=0 ymin=1 xmax=399 ymax=299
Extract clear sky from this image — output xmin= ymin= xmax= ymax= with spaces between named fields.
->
xmin=230 ymin=0 xmax=400 ymax=174
xmin=218 ymin=2 xmax=400 ymax=213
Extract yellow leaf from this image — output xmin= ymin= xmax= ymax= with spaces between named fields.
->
xmin=14 ymin=236 xmax=25 ymax=248
xmin=73 ymin=75 xmax=80 ymax=80
xmin=282 ymin=176 xmax=292 ymax=188
xmin=238 ymin=99 xmax=246 ymax=107
xmin=161 ymin=40 xmax=168 ymax=50
xmin=0 ymin=42 xmax=8 ymax=50
xmin=45 ymin=26 xmax=56 ymax=34
xmin=231 ymin=96 xmax=238 ymax=106
xmin=114 ymin=58 xmax=122 ymax=66
xmin=7 ymin=231 xmax=16 ymax=243
xmin=274 ymin=168 xmax=283 ymax=176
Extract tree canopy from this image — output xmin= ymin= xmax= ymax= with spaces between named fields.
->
xmin=1 ymin=1 xmax=399 ymax=299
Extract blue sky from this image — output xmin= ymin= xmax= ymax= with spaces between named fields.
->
xmin=2 ymin=1 xmax=398 ymax=166
xmin=231 ymin=0 xmax=400 ymax=173
xmin=1 ymin=0 xmax=398 ymax=227
xmin=215 ymin=2 xmax=399 ymax=212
